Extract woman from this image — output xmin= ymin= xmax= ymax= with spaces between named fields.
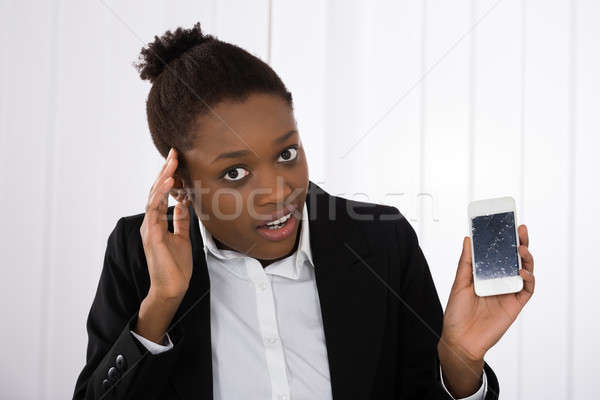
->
xmin=73 ymin=23 xmax=535 ymax=400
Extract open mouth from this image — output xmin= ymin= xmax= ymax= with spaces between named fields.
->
xmin=255 ymin=204 xmax=301 ymax=242
xmin=260 ymin=212 xmax=293 ymax=229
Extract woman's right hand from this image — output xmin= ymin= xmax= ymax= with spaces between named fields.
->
xmin=139 ymin=147 xmax=193 ymax=303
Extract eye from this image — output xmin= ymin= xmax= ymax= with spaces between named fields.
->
xmin=222 ymin=166 xmax=250 ymax=182
xmin=278 ymin=146 xmax=298 ymax=162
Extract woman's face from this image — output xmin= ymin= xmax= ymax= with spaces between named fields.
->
xmin=179 ymin=92 xmax=309 ymax=262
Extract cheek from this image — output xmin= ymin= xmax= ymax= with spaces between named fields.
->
xmin=203 ymin=203 xmax=250 ymax=241
xmin=298 ymin=149 xmax=309 ymax=174
xmin=209 ymin=193 xmax=245 ymax=218
xmin=292 ymin=157 xmax=309 ymax=188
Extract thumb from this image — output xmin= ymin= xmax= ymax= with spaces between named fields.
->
xmin=453 ymin=236 xmax=474 ymax=290
xmin=173 ymin=200 xmax=190 ymax=238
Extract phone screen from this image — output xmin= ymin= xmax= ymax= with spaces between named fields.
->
xmin=471 ymin=211 xmax=520 ymax=280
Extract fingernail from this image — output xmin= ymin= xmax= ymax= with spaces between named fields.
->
xmin=168 ymin=148 xmax=173 ymax=158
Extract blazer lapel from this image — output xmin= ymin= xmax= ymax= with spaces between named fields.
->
xmin=307 ymin=181 xmax=388 ymax=399
xmin=169 ymin=204 xmax=213 ymax=399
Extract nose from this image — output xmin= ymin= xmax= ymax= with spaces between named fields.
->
xmin=256 ymin=174 xmax=292 ymax=207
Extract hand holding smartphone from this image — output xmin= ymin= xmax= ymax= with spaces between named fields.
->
xmin=438 ymin=197 xmax=534 ymax=370
xmin=468 ymin=196 xmax=524 ymax=297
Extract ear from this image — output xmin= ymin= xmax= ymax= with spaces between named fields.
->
xmin=169 ymin=175 xmax=187 ymax=203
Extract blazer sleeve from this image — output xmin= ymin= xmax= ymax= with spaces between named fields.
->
xmin=72 ymin=217 xmax=186 ymax=399
xmin=392 ymin=212 xmax=500 ymax=400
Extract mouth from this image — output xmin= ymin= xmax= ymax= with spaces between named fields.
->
xmin=255 ymin=203 xmax=302 ymax=242
xmin=255 ymin=203 xmax=300 ymax=227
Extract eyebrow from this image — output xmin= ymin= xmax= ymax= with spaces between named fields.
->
xmin=273 ymin=129 xmax=297 ymax=144
xmin=210 ymin=130 xmax=298 ymax=164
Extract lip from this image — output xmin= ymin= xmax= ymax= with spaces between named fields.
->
xmin=255 ymin=203 xmax=299 ymax=228
xmin=255 ymin=211 xmax=298 ymax=242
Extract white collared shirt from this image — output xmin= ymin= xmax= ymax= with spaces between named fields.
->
xmin=130 ymin=202 xmax=486 ymax=400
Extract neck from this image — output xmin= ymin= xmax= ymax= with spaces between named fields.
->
xmin=214 ymin=223 xmax=302 ymax=268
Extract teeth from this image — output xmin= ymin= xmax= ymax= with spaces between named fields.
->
xmin=265 ymin=212 xmax=291 ymax=227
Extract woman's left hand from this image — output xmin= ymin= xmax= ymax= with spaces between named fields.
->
xmin=440 ymin=224 xmax=535 ymax=362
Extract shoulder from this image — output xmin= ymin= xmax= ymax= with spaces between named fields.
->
xmin=100 ymin=206 xmax=178 ymax=301
xmin=104 ymin=206 xmax=177 ymax=279
xmin=329 ymin=195 xmax=417 ymax=260
xmin=110 ymin=205 xmax=179 ymax=255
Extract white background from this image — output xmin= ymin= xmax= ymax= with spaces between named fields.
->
xmin=1 ymin=0 xmax=598 ymax=398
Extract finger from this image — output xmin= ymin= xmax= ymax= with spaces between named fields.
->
xmin=149 ymin=148 xmax=172 ymax=195
xmin=173 ymin=199 xmax=190 ymax=238
xmin=146 ymin=176 xmax=174 ymax=228
xmin=517 ymin=268 xmax=535 ymax=304
xmin=518 ymin=224 xmax=529 ymax=248
xmin=518 ymin=245 xmax=534 ymax=274
xmin=453 ymin=236 xmax=474 ymax=290
xmin=158 ymin=148 xmax=174 ymax=178
xmin=147 ymin=150 xmax=178 ymax=219
xmin=150 ymin=148 xmax=178 ymax=197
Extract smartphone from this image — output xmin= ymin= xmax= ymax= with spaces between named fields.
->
xmin=468 ymin=196 xmax=523 ymax=297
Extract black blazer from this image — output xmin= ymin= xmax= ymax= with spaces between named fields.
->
xmin=73 ymin=181 xmax=499 ymax=399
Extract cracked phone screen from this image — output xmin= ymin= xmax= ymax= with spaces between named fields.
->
xmin=471 ymin=211 xmax=520 ymax=280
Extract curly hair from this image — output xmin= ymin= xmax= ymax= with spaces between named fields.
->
xmin=134 ymin=22 xmax=293 ymax=185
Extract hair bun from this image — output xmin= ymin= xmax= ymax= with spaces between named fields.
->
xmin=135 ymin=22 xmax=213 ymax=83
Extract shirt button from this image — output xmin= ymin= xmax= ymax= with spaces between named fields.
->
xmin=264 ymin=337 xmax=278 ymax=345
xmin=278 ymin=395 xmax=288 ymax=400
xmin=256 ymin=281 xmax=267 ymax=291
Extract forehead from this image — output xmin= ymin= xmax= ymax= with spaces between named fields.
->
xmin=192 ymin=93 xmax=295 ymax=153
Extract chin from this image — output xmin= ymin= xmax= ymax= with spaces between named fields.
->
xmin=254 ymin=239 xmax=293 ymax=260
xmin=252 ymin=226 xmax=299 ymax=260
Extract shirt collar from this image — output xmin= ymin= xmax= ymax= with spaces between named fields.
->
xmin=198 ymin=201 xmax=314 ymax=271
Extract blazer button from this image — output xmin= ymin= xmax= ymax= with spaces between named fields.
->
xmin=116 ymin=354 xmax=127 ymax=371
xmin=102 ymin=379 xmax=110 ymax=391
xmin=108 ymin=366 xmax=121 ymax=382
